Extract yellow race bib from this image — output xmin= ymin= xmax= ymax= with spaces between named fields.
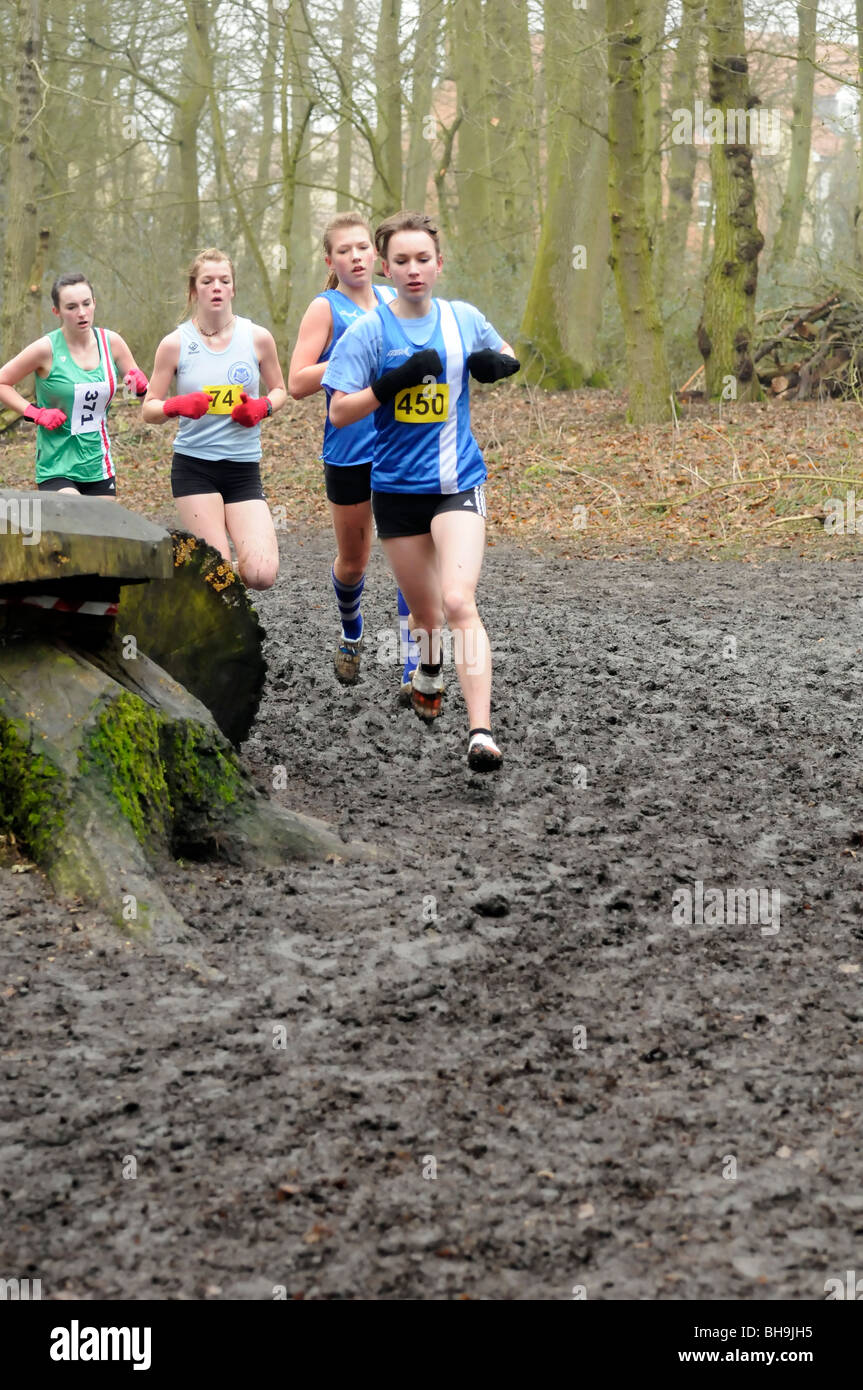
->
xmin=204 ymin=384 xmax=243 ymax=415
xmin=393 ymin=383 xmax=449 ymax=424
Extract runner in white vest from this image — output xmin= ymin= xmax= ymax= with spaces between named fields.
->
xmin=143 ymin=248 xmax=287 ymax=589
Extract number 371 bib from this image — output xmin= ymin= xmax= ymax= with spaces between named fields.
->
xmin=393 ymin=383 xmax=449 ymax=424
xmin=70 ymin=380 xmax=112 ymax=435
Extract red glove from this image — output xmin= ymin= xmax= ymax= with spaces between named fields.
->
xmin=23 ymin=404 xmax=66 ymax=430
xmin=231 ymin=392 xmax=270 ymax=427
xmin=163 ymin=391 xmax=212 ymax=419
xmin=124 ymin=368 xmax=149 ymax=397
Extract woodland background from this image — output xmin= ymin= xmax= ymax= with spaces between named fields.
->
xmin=2 ymin=2 xmax=862 ymax=412
xmin=3 ymin=1 xmax=863 ymax=553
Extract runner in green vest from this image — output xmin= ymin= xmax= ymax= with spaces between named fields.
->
xmin=0 ymin=272 xmax=149 ymax=496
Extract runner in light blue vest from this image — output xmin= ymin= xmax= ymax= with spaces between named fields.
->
xmin=143 ymin=248 xmax=287 ymax=591
xmin=289 ymin=212 xmax=417 ymax=693
xmin=323 ymin=211 xmax=520 ymax=773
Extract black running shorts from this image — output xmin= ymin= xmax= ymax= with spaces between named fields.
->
xmin=372 ymin=484 xmax=488 ymax=539
xmin=38 ymin=475 xmax=116 ymax=496
xmin=171 ymin=451 xmax=266 ymax=504
xmin=324 ymin=461 xmax=372 ymax=506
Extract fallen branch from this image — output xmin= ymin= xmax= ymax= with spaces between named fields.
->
xmin=642 ymin=472 xmax=863 ymax=513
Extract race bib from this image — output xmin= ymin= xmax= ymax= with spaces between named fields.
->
xmin=70 ymin=380 xmax=111 ymax=435
xmin=204 ymin=384 xmax=243 ymax=415
xmin=393 ymin=383 xmax=449 ymax=424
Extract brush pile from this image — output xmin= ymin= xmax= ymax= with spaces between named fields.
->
xmin=680 ymin=292 xmax=863 ymax=401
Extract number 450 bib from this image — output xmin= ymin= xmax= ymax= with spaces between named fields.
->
xmin=394 ymin=383 xmax=449 ymax=424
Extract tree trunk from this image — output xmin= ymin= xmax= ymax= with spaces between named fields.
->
xmin=335 ymin=0 xmax=357 ymax=202
xmin=517 ymin=0 xmax=610 ymax=389
xmin=0 ymin=639 xmax=364 ymax=945
xmin=659 ymin=0 xmax=704 ymax=303
xmin=288 ymin=0 xmax=314 ymax=333
xmin=1 ymin=0 xmax=43 ymax=378
xmin=449 ymin=0 xmax=493 ymax=297
xmin=698 ymin=0 xmax=764 ymax=400
xmin=371 ymin=0 xmax=403 ymax=216
xmin=404 ymin=0 xmax=439 ymax=210
xmin=485 ymin=0 xmax=539 ymax=338
xmin=641 ymin=0 xmax=667 ymax=250
xmin=252 ymin=0 xmax=279 ymax=227
xmin=850 ymin=0 xmax=856 ymax=268
xmin=607 ymin=0 xmax=673 ymax=423
xmin=771 ymin=0 xmax=817 ymax=269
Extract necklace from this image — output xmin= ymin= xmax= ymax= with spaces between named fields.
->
xmin=195 ymin=315 xmax=235 ymax=338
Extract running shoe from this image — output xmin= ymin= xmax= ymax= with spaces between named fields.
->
xmin=334 ymin=632 xmax=363 ymax=685
xmin=467 ymin=730 xmax=503 ymax=772
xmin=398 ymin=652 xmax=419 ymax=706
xmin=411 ymin=665 xmax=445 ymax=721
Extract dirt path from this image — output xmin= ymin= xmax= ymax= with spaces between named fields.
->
xmin=2 ymin=528 xmax=861 ymax=1300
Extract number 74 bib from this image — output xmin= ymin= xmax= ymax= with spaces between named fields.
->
xmin=70 ymin=380 xmax=112 ymax=435
xmin=394 ymin=383 xmax=449 ymax=424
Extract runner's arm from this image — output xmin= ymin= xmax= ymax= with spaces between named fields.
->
xmin=288 ymin=298 xmax=332 ymax=399
xmin=328 ymin=387 xmax=381 ymax=428
xmin=142 ymin=334 xmax=181 ymax=423
xmin=253 ymin=326 xmax=288 ymax=415
xmin=0 ymin=338 xmax=53 ymax=416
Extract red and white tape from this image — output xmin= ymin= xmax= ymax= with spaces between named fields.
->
xmin=0 ymin=594 xmax=118 ymax=616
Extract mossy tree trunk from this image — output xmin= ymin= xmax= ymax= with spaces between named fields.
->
xmin=1 ymin=0 xmax=43 ymax=377
xmin=853 ymin=0 xmax=863 ymax=269
xmin=698 ymin=0 xmax=764 ymax=401
xmin=658 ymin=0 xmax=705 ymax=304
xmin=517 ymin=0 xmax=610 ymax=390
xmin=335 ymin=0 xmax=356 ymax=201
xmin=0 ymin=638 xmax=366 ymax=942
xmin=371 ymin=0 xmax=403 ymax=217
xmin=404 ymin=0 xmax=439 ymax=210
xmin=770 ymin=0 xmax=817 ymax=271
xmin=607 ymin=0 xmax=673 ymax=424
xmin=642 ymin=0 xmax=668 ymax=255
xmin=485 ymin=0 xmax=539 ymax=338
xmin=449 ymin=0 xmax=493 ymax=300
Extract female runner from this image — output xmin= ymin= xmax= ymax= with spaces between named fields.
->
xmin=143 ymin=248 xmax=286 ymax=589
xmin=322 ymin=211 xmax=519 ymax=771
xmin=0 ymin=272 xmax=149 ymax=496
xmin=289 ymin=211 xmax=415 ymax=690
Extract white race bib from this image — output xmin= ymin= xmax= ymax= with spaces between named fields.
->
xmin=70 ymin=379 xmax=111 ymax=435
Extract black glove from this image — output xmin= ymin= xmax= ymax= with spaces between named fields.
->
xmin=371 ymin=349 xmax=444 ymax=405
xmin=466 ymin=349 xmax=520 ymax=383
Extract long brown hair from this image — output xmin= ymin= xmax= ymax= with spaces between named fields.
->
xmin=184 ymin=248 xmax=236 ymax=317
xmin=374 ymin=210 xmax=441 ymax=263
xmin=322 ymin=213 xmax=374 ymax=290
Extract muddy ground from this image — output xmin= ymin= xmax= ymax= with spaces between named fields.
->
xmin=1 ymin=526 xmax=862 ymax=1301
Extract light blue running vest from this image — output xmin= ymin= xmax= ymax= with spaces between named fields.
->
xmin=174 ymin=316 xmax=261 ymax=461
xmin=319 ymin=284 xmax=395 ymax=467
xmin=372 ymin=298 xmax=484 ymax=494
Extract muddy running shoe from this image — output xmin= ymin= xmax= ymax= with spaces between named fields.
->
xmin=467 ymin=729 xmax=503 ymax=772
xmin=411 ymin=665 xmax=445 ymax=721
xmin=398 ymin=651 xmax=419 ymax=706
xmin=334 ymin=632 xmax=363 ymax=685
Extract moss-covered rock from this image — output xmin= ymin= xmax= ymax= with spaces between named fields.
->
xmin=0 ymin=713 xmax=65 ymax=863
xmin=84 ymin=692 xmax=173 ymax=848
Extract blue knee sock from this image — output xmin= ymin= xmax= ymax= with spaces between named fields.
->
xmin=397 ymin=588 xmax=419 ymax=682
xmin=332 ymin=565 xmax=364 ymax=642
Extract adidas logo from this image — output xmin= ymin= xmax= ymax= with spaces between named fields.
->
xmin=463 ymin=499 xmax=473 ymax=507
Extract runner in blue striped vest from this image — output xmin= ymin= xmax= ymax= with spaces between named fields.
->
xmin=323 ymin=211 xmax=520 ymax=773
xmin=289 ymin=212 xmax=417 ymax=691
